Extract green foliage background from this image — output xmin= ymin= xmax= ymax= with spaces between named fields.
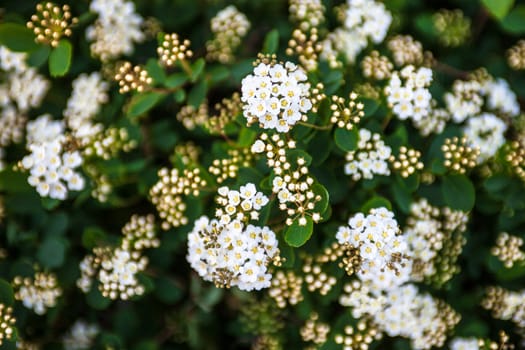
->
xmin=1 ymin=0 xmax=525 ymax=349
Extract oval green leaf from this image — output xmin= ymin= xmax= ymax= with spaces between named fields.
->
xmin=49 ymin=40 xmax=72 ymax=77
xmin=284 ymin=217 xmax=314 ymax=247
xmin=127 ymin=92 xmax=166 ymax=118
xmin=441 ymin=174 xmax=475 ymax=211
xmin=481 ymin=0 xmax=514 ymax=20
xmin=334 ymin=128 xmax=358 ymax=152
xmin=0 ymin=23 xmax=40 ymax=52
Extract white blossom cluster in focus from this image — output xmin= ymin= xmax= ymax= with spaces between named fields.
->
xmin=86 ymin=0 xmax=145 ymax=61
xmin=344 ymin=129 xmax=392 ymax=181
xmin=187 ymin=183 xmax=280 ymax=291
xmin=484 ymin=78 xmax=520 ymax=117
xmin=241 ymin=61 xmax=312 ymax=132
xmin=336 ymin=207 xmax=411 ymax=290
xmin=77 ymin=214 xmax=159 ymax=300
xmin=464 ymin=113 xmax=507 ymax=162
xmin=13 ymin=272 xmax=62 ymax=315
xmin=21 ymin=115 xmax=84 ymax=199
xmin=187 ymin=216 xmax=279 ymax=291
xmin=385 ymin=65 xmax=433 ymax=122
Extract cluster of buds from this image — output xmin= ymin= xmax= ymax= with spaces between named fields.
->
xmin=252 ymin=133 xmax=322 ymax=226
xmin=206 ymin=92 xmax=242 ymax=134
xmin=504 ymin=141 xmax=525 ymax=182
xmin=13 ymin=271 xmax=62 ymax=315
xmin=115 ymin=62 xmax=152 ymax=94
xmin=27 ymin=2 xmax=77 ymax=47
xmin=252 ymin=335 xmax=282 ymax=350
xmin=0 ymin=106 xmax=26 ymax=148
xmin=444 ymin=79 xmax=484 ymax=123
xmin=387 ymin=35 xmax=425 ymax=67
xmin=0 ymin=304 xmax=15 ymax=346
xmin=157 ymin=33 xmax=193 ymax=67
xmin=240 ymin=298 xmax=284 ymax=338
xmin=150 ymin=167 xmax=207 ymax=230
xmin=334 ymin=319 xmax=382 ymax=350
xmin=433 ymin=9 xmax=471 ymax=47
xmin=286 ymin=28 xmax=322 ymax=71
xmin=482 ymin=286 xmax=525 ymax=329
xmin=389 ymin=146 xmax=424 ymax=178
xmin=83 ymin=127 xmax=136 ymax=160
xmin=172 ymin=142 xmax=200 ymax=166
xmin=405 ymin=199 xmax=469 ymax=286
xmin=206 ymin=5 xmax=250 ymax=63
xmin=209 ymin=148 xmax=253 ymax=184
xmin=361 ymin=51 xmax=393 ymax=80
xmin=507 ymin=40 xmax=525 ymax=70
xmin=329 ymin=92 xmax=363 ymax=130
xmin=77 ymin=215 xmax=158 ymax=300
xmin=176 ymin=101 xmax=209 ymax=130
xmin=302 ymin=255 xmax=337 ymax=295
xmin=84 ymin=164 xmax=112 ymax=202
xmin=287 ymin=0 xmax=324 ymax=71
xmin=268 ymin=270 xmax=304 ymax=308
xmin=300 ymin=312 xmax=330 ymax=349
xmin=491 ymin=232 xmax=525 ymax=268
xmin=442 ymin=136 xmax=480 ymax=174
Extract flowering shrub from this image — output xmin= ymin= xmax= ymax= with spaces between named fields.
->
xmin=1 ymin=0 xmax=525 ymax=349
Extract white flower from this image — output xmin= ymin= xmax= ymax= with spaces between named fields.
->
xmin=344 ymin=129 xmax=391 ymax=180
xmin=464 ymin=113 xmax=507 ymax=162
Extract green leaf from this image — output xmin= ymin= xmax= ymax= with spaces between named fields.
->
xmin=284 ymin=217 xmax=314 ymax=247
xmin=361 ymin=196 xmax=392 ymax=213
xmin=237 ymin=128 xmax=257 ymax=147
xmin=154 ymin=277 xmax=183 ymax=304
xmin=187 ymin=79 xmax=208 ymax=108
xmin=48 ymin=40 xmax=72 ymax=77
xmin=262 ymin=29 xmax=279 ymax=54
xmin=82 ymin=227 xmax=107 ymax=249
xmin=86 ymin=285 xmax=111 ymax=310
xmin=0 ymin=23 xmax=40 ymax=52
xmin=165 ymin=73 xmax=188 ymax=88
xmin=481 ymin=0 xmax=514 ymax=20
xmin=501 ymin=5 xmax=525 ymax=34
xmin=37 ymin=237 xmax=66 ymax=268
xmin=441 ymin=174 xmax=475 ymax=211
xmin=334 ymin=128 xmax=358 ymax=152
xmin=312 ymin=183 xmax=330 ymax=215
xmin=127 ymin=92 xmax=166 ymax=118
xmin=190 ymin=58 xmax=206 ymax=82
xmin=145 ymin=58 xmax=166 ymax=84
xmin=27 ymin=45 xmax=51 ymax=68
xmin=207 ymin=65 xmax=230 ymax=84
xmin=0 ymin=279 xmax=14 ymax=306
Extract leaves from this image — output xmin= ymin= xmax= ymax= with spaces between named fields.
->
xmin=0 ymin=22 xmax=40 ymax=52
xmin=481 ymin=0 xmax=514 ymax=20
xmin=284 ymin=217 xmax=314 ymax=247
xmin=334 ymin=128 xmax=358 ymax=152
xmin=37 ymin=237 xmax=67 ymax=268
xmin=501 ymin=5 xmax=525 ymax=34
xmin=48 ymin=40 xmax=72 ymax=77
xmin=262 ymin=29 xmax=279 ymax=54
xmin=127 ymin=92 xmax=166 ymax=118
xmin=441 ymin=174 xmax=476 ymax=211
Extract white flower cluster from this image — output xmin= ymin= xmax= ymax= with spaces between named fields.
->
xmin=13 ymin=272 xmax=62 ymax=315
xmin=252 ymin=133 xmax=322 ymax=225
xmin=340 ymin=282 xmax=460 ymax=350
xmin=449 ymin=337 xmax=480 ymax=350
xmin=336 ymin=207 xmax=411 ymax=290
xmin=64 ymin=72 xmax=109 ymax=143
xmin=344 ymin=129 xmax=392 ymax=181
xmin=187 ymin=183 xmax=279 ymax=291
xmin=484 ymin=78 xmax=520 ymax=117
xmin=62 ymin=320 xmax=99 ymax=350
xmin=385 ymin=65 xmax=433 ymax=122
xmin=215 ymin=183 xmax=269 ymax=224
xmin=464 ymin=113 xmax=507 ymax=162
xmin=207 ymin=5 xmax=250 ymax=63
xmin=444 ymin=79 xmax=484 ymax=123
xmin=321 ymin=0 xmax=392 ymax=64
xmin=404 ymin=198 xmax=468 ymax=281
xmin=21 ymin=115 xmax=84 ymax=199
xmin=187 ymin=216 xmax=279 ymax=291
xmin=241 ymin=61 xmax=312 ymax=132
xmin=77 ymin=215 xmax=159 ymax=300
xmin=0 ymin=46 xmax=49 ymax=167
xmin=87 ymin=0 xmax=145 ymax=61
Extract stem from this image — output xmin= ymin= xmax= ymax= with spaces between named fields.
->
xmin=297 ymin=121 xmax=332 ymax=130
xmin=432 ymin=61 xmax=469 ymax=80
xmin=179 ymin=59 xmax=193 ymax=77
